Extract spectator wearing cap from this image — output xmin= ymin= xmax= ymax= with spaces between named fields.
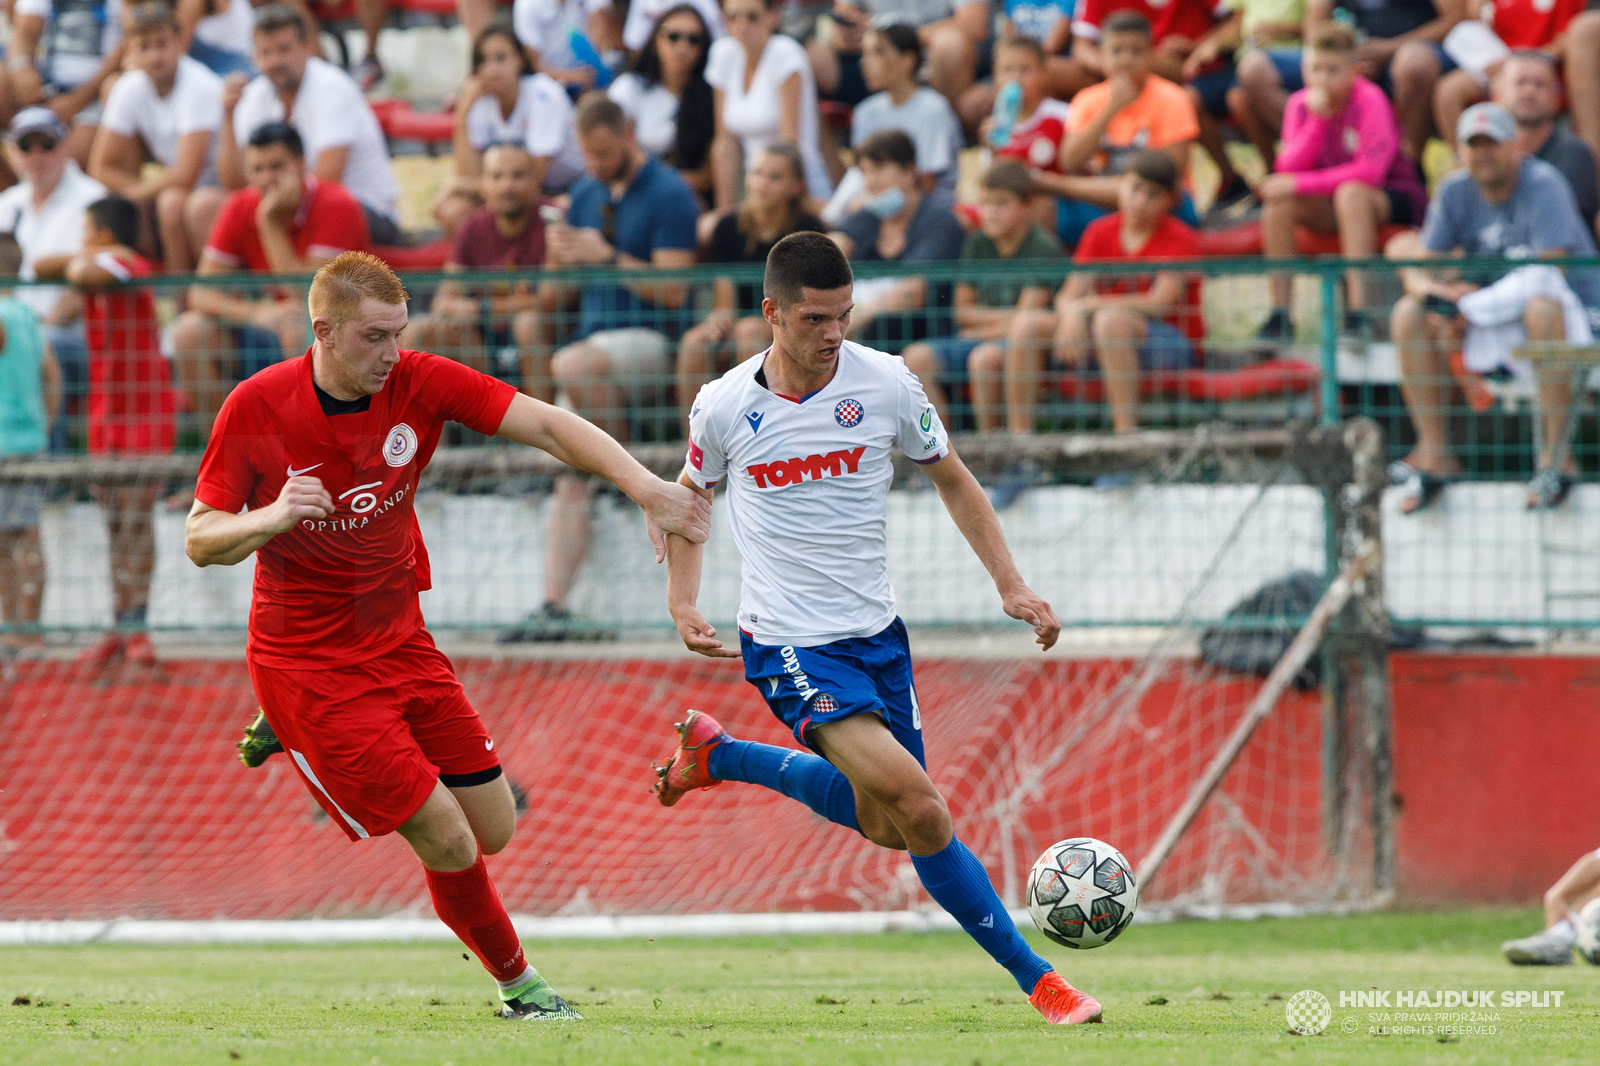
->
xmin=7 ymin=0 xmax=128 ymax=165
xmin=499 ymin=93 xmax=697 ymax=645
xmin=409 ymin=143 xmax=556 ymax=400
xmin=168 ymin=121 xmax=370 ymax=438
xmin=1489 ymin=51 xmax=1599 ymax=238
xmin=1306 ymin=0 xmax=1466 ymax=164
xmin=218 ymin=3 xmax=402 ymax=244
xmin=0 ymin=107 xmax=108 ymax=453
xmin=434 ymin=24 xmax=590 ymax=238
xmin=1389 ymin=103 xmax=1598 ymax=515
xmin=89 ymin=2 xmax=229 ymax=273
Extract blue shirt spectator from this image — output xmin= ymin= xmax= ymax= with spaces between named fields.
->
xmin=566 ymin=153 xmax=699 ymax=338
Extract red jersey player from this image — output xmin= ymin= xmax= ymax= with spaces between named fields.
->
xmin=184 ymin=251 xmax=711 ymax=1020
xmin=47 ymin=196 xmax=177 ymax=667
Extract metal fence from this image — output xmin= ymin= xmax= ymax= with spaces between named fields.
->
xmin=3 ymin=255 xmax=1599 ymax=638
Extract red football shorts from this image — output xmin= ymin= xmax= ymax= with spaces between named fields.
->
xmin=248 ymin=628 xmax=499 ymax=841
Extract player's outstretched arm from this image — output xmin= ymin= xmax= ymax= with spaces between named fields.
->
xmin=185 ymin=476 xmax=335 ymax=567
xmin=494 ymin=393 xmax=712 ymax=561
xmin=666 ymin=472 xmax=739 ymax=658
xmin=921 ymin=449 xmax=1062 ymax=650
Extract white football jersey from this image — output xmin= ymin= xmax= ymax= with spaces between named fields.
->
xmin=685 ymin=341 xmax=949 ymax=647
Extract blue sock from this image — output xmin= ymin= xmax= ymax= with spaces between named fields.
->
xmin=911 ymin=838 xmax=1053 ymax=994
xmin=708 ymin=737 xmax=860 ymax=834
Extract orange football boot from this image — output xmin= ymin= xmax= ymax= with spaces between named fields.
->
xmin=651 ymin=709 xmax=726 ymax=807
xmin=1029 ymin=971 xmax=1103 ymax=1025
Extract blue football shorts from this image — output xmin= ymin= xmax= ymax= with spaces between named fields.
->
xmin=740 ymin=617 xmax=926 ymax=768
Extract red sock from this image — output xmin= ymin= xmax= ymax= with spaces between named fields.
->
xmin=424 ymin=854 xmax=527 ymax=983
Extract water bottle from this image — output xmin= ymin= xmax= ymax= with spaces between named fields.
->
xmin=568 ymin=28 xmax=614 ymax=88
xmin=989 ymin=81 xmax=1023 ymax=149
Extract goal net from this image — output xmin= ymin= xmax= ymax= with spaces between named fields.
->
xmin=0 ymin=421 xmax=1391 ymax=929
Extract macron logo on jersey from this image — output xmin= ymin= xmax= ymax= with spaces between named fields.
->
xmin=746 ymin=446 xmax=866 ymax=489
xmin=745 ymin=411 xmax=764 ymax=435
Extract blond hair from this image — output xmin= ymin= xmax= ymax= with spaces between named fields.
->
xmin=1309 ymin=20 xmax=1357 ymax=55
xmin=308 ymin=251 xmax=409 ymax=326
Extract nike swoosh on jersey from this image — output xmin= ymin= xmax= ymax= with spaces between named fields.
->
xmin=287 ymin=463 xmax=324 ymax=477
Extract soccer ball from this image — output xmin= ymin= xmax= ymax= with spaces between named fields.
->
xmin=1576 ymin=898 xmax=1600 ymax=965
xmin=1026 ymin=837 xmax=1138 ymax=949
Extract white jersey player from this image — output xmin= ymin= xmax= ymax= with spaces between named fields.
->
xmin=651 ymin=232 xmax=1104 ymax=1025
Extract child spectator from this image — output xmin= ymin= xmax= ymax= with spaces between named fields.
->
xmin=989 ymin=35 xmax=1075 ymax=180
xmin=1432 ymin=0 xmax=1587 ymax=153
xmin=63 ymin=197 xmax=175 ymax=667
xmin=608 ymin=5 xmax=717 ymax=200
xmin=434 ymin=25 xmax=589 ymax=237
xmin=1006 ymin=149 xmax=1202 ymax=436
xmin=707 ymin=0 xmax=832 ymax=208
xmin=0 ymin=299 xmax=60 ymax=659
xmin=903 ymin=160 xmax=1064 ymax=431
xmin=841 ymin=23 xmax=964 ymax=206
xmin=829 ymin=129 xmax=965 ymax=346
xmin=958 ymin=0 xmax=1099 ymax=136
xmin=677 ymin=143 xmax=823 ymax=423
xmin=1307 ymin=0 xmax=1466 ymax=164
xmin=1037 ymin=11 xmax=1200 ymax=247
xmin=1257 ymin=20 xmax=1426 ymax=342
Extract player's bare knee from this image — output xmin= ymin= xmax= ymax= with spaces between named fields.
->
xmin=891 ymin=789 xmax=951 ymax=844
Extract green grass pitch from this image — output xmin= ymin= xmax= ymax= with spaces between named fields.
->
xmin=2 ymin=908 xmax=1594 ymax=1065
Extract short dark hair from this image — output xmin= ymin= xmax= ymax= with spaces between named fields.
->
xmin=981 ymin=159 xmax=1035 ymax=199
xmin=247 ymin=121 xmax=304 ymax=156
xmin=1126 ymin=149 xmax=1178 ymax=192
xmin=856 ymin=129 xmax=916 ymax=170
xmin=87 ymin=197 xmax=140 ymax=248
xmin=764 ymin=232 xmax=853 ymax=308
xmin=1103 ymin=11 xmax=1151 ymax=38
xmin=252 ymin=3 xmax=307 ymax=39
xmin=575 ymin=92 xmax=629 ymax=136
xmin=869 ymin=23 xmax=923 ymax=70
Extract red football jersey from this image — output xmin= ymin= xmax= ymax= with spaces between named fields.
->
xmin=1074 ymin=0 xmax=1222 ymax=43
xmin=1490 ymin=0 xmax=1584 ymax=50
xmin=194 ymin=349 xmax=516 ymax=669
xmin=1074 ymin=213 xmax=1205 ymax=342
xmin=204 ymin=176 xmax=370 ymax=273
xmin=84 ymin=250 xmax=175 ymax=455
xmin=999 ymin=99 xmax=1073 ymax=173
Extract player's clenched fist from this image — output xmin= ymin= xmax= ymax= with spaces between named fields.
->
xmin=264 ymin=476 xmax=335 ymax=533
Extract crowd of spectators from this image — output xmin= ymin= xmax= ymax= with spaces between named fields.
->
xmin=3 ymin=0 xmax=1600 ymax=651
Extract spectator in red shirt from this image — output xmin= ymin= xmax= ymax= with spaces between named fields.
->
xmin=409 ymin=143 xmax=556 ymax=401
xmin=168 ymin=121 xmax=370 ymax=438
xmin=59 ymin=197 xmax=175 ymax=667
xmin=1006 ymin=150 xmax=1201 ymax=435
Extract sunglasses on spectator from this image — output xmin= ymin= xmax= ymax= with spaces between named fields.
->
xmin=16 ymin=134 xmax=60 ymax=153
xmin=661 ymin=31 xmax=705 ymax=45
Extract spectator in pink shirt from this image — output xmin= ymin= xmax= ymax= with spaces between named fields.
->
xmin=1256 ymin=21 xmax=1427 ymax=342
